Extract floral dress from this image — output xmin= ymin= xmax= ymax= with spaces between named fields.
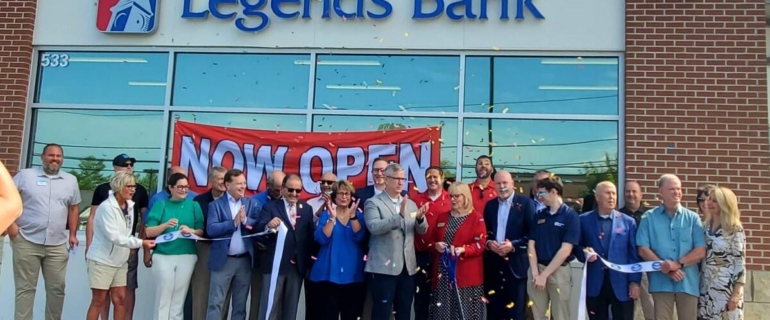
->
xmin=429 ymin=214 xmax=485 ymax=320
xmin=698 ymin=225 xmax=745 ymax=320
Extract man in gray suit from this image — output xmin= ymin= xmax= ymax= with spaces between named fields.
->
xmin=364 ymin=163 xmax=429 ymax=320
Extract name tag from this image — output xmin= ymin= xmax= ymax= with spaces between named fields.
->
xmin=36 ymin=179 xmax=47 ymax=186
xmin=437 ymin=222 xmax=446 ymax=228
xmin=537 ymin=219 xmax=546 ymax=224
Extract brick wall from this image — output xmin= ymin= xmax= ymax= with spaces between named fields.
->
xmin=0 ymin=0 xmax=35 ymax=174
xmin=626 ymin=0 xmax=770 ymax=270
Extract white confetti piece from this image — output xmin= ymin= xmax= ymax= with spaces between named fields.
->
xmin=404 ymin=32 xmax=409 ymax=37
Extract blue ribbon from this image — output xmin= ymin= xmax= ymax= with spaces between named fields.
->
xmin=440 ymin=250 xmax=459 ymax=286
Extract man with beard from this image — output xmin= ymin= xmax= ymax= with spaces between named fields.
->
xmin=249 ymin=170 xmax=285 ymax=320
xmin=86 ymin=154 xmax=151 ymax=320
xmin=576 ymin=182 xmax=640 ymax=320
xmin=469 ymin=155 xmax=497 ymax=215
xmin=8 ymin=143 xmax=81 ymax=320
xmin=192 ymin=166 xmax=232 ymax=320
xmin=257 ymin=174 xmax=316 ymax=320
xmin=636 ymin=174 xmax=705 ymax=320
xmin=618 ymin=180 xmax=654 ymax=320
xmin=307 ymin=172 xmax=337 ymax=220
xmin=483 ymin=170 xmax=535 ymax=320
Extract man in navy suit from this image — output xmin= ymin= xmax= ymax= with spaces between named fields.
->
xmin=483 ymin=170 xmax=535 ymax=320
xmin=576 ymin=181 xmax=640 ymax=320
xmin=256 ymin=173 xmax=315 ymax=320
xmin=205 ymin=169 xmax=262 ymax=320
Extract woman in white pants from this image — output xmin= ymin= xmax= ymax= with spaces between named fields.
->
xmin=86 ymin=172 xmax=155 ymax=320
xmin=145 ymin=173 xmax=205 ymax=320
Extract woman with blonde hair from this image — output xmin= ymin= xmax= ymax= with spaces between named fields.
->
xmin=427 ymin=182 xmax=487 ymax=319
xmin=698 ymin=186 xmax=745 ymax=320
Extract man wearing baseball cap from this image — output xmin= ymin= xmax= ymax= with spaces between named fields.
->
xmin=86 ymin=153 xmax=150 ymax=320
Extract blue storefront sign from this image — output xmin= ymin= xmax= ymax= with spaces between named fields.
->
xmin=182 ymin=0 xmax=544 ymax=33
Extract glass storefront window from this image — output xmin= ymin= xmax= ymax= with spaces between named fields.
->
xmin=173 ymin=54 xmax=310 ymax=109
xmin=29 ymin=109 xmax=165 ymax=194
xmin=314 ymin=55 xmax=461 ymax=112
xmin=461 ymin=119 xmax=618 ymax=199
xmin=36 ymin=52 xmax=168 ymax=105
xmin=465 ymin=57 xmax=619 ymax=115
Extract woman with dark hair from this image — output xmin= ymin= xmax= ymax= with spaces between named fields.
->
xmin=144 ymin=173 xmax=204 ymax=320
xmin=309 ymin=180 xmax=367 ymax=320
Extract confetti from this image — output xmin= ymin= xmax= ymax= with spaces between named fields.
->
xmin=488 ymin=290 xmax=496 ymax=295
xmin=506 ymin=302 xmax=514 ymax=308
xmin=454 ymin=85 xmax=460 ymax=91
xmin=436 ymin=302 xmax=442 ymax=307
xmin=311 ymin=256 xmax=317 ymax=260
xmin=379 ymin=38 xmax=385 ymax=43
xmin=527 ymin=300 xmax=534 ymax=307
xmin=481 ymin=297 xmax=489 ymax=304
xmin=404 ymin=32 xmax=409 ymax=37
xmin=329 ymin=142 xmax=336 ymax=147
xmin=416 ymin=287 xmax=420 ymax=293
xmin=556 ymin=288 xmax=561 ymax=294
xmin=502 ymin=107 xmax=509 ymax=113
xmin=493 ymin=46 xmax=500 ymax=51
xmin=384 ymin=259 xmax=391 ymax=266
xmin=363 ymin=255 xmax=368 ymax=261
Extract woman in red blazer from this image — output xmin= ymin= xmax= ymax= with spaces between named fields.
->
xmin=428 ymin=182 xmax=487 ymax=319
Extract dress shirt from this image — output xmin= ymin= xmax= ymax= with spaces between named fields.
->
xmin=284 ymin=199 xmax=298 ymax=226
xmin=227 ymin=193 xmax=247 ymax=255
xmin=598 ymin=213 xmax=613 ymax=252
xmin=496 ymin=194 xmax=514 ymax=243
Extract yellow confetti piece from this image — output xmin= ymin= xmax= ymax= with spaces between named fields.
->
xmin=415 ymin=267 xmax=421 ymax=272
xmin=404 ymin=32 xmax=409 ymax=37
xmin=493 ymin=46 xmax=500 ymax=51
xmin=502 ymin=107 xmax=509 ymax=113
xmin=519 ymin=187 xmax=524 ymax=193
xmin=506 ymin=302 xmax=514 ymax=308
xmin=556 ymin=288 xmax=561 ymax=294
xmin=527 ymin=300 xmax=534 ymax=307
xmin=488 ymin=290 xmax=496 ymax=295
xmin=410 ymin=212 xmax=417 ymax=218
xmin=379 ymin=38 xmax=385 ymax=43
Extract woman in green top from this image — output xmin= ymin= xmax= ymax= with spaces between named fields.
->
xmin=145 ymin=173 xmax=204 ymax=320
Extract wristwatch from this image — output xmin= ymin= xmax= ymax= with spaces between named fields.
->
xmin=678 ymin=260 xmax=685 ymax=268
xmin=327 ymin=218 xmax=336 ymax=225
xmin=349 ymin=215 xmax=358 ymax=221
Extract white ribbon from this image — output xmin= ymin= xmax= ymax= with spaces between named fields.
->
xmin=265 ymin=223 xmax=288 ymax=319
xmin=154 ymin=228 xmax=276 ymax=244
xmin=577 ymin=252 xmax=663 ymax=320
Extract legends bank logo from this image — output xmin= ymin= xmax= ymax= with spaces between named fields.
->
xmin=96 ymin=0 xmax=159 ymax=34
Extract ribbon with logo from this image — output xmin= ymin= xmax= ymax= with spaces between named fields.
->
xmin=264 ymin=223 xmax=288 ymax=319
xmin=576 ymin=251 xmax=663 ymax=320
xmin=440 ymin=250 xmax=465 ymax=320
xmin=153 ymin=228 xmax=276 ymax=244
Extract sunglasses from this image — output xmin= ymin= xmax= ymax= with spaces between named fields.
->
xmin=286 ymin=188 xmax=302 ymax=194
xmin=320 ymin=180 xmax=335 ymax=186
xmin=119 ymin=163 xmax=133 ymax=168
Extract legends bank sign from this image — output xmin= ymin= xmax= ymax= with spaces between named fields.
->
xmin=180 ymin=0 xmax=544 ymax=33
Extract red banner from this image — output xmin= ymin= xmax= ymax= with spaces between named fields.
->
xmin=170 ymin=121 xmax=441 ymax=198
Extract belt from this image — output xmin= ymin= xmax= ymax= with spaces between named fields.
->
xmin=228 ymin=253 xmax=249 ymax=258
xmin=538 ymin=260 xmax=569 ymax=267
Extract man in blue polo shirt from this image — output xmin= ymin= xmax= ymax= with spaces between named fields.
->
xmin=527 ymin=175 xmax=580 ymax=320
xmin=636 ymin=174 xmax=705 ymax=320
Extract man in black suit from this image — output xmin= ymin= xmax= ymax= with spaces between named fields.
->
xmin=484 ymin=170 xmax=536 ymax=320
xmin=256 ymin=174 xmax=315 ymax=320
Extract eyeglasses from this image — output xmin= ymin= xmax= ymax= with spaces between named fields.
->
xmin=372 ymin=168 xmax=386 ymax=173
xmin=536 ymin=191 xmax=547 ymax=197
xmin=387 ymin=176 xmax=406 ymax=182
xmin=450 ymin=194 xmax=463 ymax=199
xmin=174 ymin=185 xmax=190 ymax=190
xmin=336 ymin=192 xmax=351 ymax=197
xmin=320 ymin=180 xmax=335 ymax=185
xmin=286 ymin=188 xmax=302 ymax=194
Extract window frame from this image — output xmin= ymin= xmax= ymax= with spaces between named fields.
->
xmin=25 ymin=47 xmax=625 ymax=197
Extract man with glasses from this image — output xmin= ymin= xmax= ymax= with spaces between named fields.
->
xmin=249 ymin=170 xmax=285 ymax=320
xmin=304 ymin=172 xmax=336 ymax=320
xmin=86 ymin=154 xmax=150 ymax=320
xmin=469 ymin=155 xmax=498 ymax=215
xmin=363 ymin=163 xmax=428 ymax=320
xmin=257 ymin=174 xmax=316 ymax=320
xmin=8 ymin=143 xmax=81 ymax=320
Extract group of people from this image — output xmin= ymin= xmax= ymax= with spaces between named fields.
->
xmin=0 ymin=144 xmax=747 ymax=320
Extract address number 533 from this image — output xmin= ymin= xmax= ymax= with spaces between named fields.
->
xmin=40 ymin=54 xmax=70 ymax=68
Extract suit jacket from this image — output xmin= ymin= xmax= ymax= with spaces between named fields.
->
xmin=428 ymin=210 xmax=486 ymax=288
xmin=256 ymin=199 xmax=315 ymax=275
xmin=576 ymin=210 xmax=641 ymax=302
xmin=206 ymin=195 xmax=261 ymax=271
xmin=364 ymin=192 xmax=428 ymax=276
xmin=483 ymin=194 xmax=536 ymax=280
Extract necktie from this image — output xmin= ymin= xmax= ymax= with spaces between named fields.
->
xmin=289 ymin=205 xmax=297 ymax=228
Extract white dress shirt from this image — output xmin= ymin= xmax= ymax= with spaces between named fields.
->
xmin=227 ymin=193 xmax=247 ymax=255
xmin=284 ymin=199 xmax=297 ymax=226
xmin=496 ymin=194 xmax=514 ymax=243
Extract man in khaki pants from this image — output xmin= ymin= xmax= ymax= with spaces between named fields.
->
xmin=527 ymin=175 xmax=580 ymax=320
xmin=8 ymin=144 xmax=81 ymax=320
xmin=636 ymin=174 xmax=706 ymax=320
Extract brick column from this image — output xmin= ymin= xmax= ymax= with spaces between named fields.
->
xmin=0 ymin=0 xmax=35 ymax=174
xmin=626 ymin=0 xmax=770 ymax=269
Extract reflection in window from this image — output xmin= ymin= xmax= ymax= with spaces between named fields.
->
xmin=173 ymin=54 xmax=310 ymax=109
xmin=314 ymin=55 xmax=460 ymax=112
xmin=36 ymin=52 xmax=168 ymax=105
xmin=29 ymin=109 xmax=164 ymax=193
xmin=465 ymin=57 xmax=619 ymax=115
xmin=312 ymin=115 xmax=457 ymax=185
xmin=461 ymin=119 xmax=618 ymax=199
